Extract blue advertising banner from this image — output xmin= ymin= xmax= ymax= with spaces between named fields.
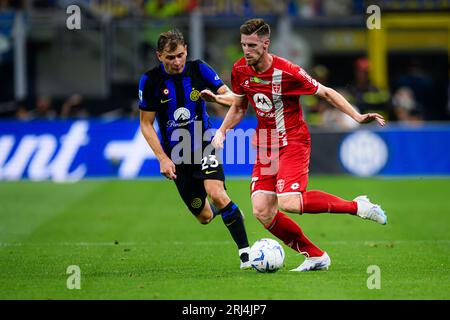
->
xmin=0 ymin=119 xmax=256 ymax=181
xmin=0 ymin=119 xmax=449 ymax=181
xmin=339 ymin=125 xmax=450 ymax=176
xmin=0 ymin=120 xmax=159 ymax=181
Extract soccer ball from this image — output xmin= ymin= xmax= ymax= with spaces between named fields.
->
xmin=249 ymin=238 xmax=285 ymax=273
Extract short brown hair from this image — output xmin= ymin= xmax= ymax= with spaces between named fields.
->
xmin=157 ymin=29 xmax=185 ymax=53
xmin=240 ymin=18 xmax=271 ymax=38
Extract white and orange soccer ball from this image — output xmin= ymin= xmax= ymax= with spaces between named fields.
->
xmin=249 ymin=238 xmax=285 ymax=273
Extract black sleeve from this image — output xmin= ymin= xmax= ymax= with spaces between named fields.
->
xmin=138 ymin=73 xmax=159 ymax=112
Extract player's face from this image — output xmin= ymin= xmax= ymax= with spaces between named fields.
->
xmin=241 ymin=34 xmax=269 ymax=66
xmin=157 ymin=44 xmax=187 ymax=75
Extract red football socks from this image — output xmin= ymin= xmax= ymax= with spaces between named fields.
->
xmin=265 ymin=211 xmax=324 ymax=258
xmin=302 ymin=190 xmax=357 ymax=215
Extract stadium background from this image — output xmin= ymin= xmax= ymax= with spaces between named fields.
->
xmin=0 ymin=0 xmax=449 ymax=301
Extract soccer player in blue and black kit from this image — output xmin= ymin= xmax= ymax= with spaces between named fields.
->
xmin=139 ymin=29 xmax=251 ymax=269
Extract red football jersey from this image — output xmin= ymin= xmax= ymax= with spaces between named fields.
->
xmin=231 ymin=54 xmax=320 ymax=148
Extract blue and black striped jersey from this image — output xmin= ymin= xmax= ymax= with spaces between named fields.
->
xmin=138 ymin=60 xmax=224 ymax=156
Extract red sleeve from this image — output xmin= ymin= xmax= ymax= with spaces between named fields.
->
xmin=231 ymin=66 xmax=246 ymax=96
xmin=288 ymin=64 xmax=320 ymax=95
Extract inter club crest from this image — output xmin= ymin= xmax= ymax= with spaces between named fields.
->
xmin=190 ymin=88 xmax=200 ymax=101
xmin=276 ymin=179 xmax=285 ymax=193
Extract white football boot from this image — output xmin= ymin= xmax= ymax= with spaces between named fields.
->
xmin=238 ymin=210 xmax=251 ymax=269
xmin=239 ymin=247 xmax=252 ymax=270
xmin=354 ymin=195 xmax=387 ymax=225
xmin=290 ymin=252 xmax=331 ymax=272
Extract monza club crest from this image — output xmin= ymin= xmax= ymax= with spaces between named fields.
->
xmin=272 ymin=83 xmax=281 ymax=94
xmin=276 ymin=179 xmax=285 ymax=193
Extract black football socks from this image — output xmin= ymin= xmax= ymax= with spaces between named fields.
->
xmin=219 ymin=201 xmax=250 ymax=252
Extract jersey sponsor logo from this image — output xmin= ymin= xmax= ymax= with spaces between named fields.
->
xmin=138 ymin=90 xmax=143 ymax=102
xmin=160 ymin=98 xmax=172 ymax=103
xmin=190 ymin=88 xmax=200 ymax=102
xmin=244 ymin=80 xmax=250 ymax=87
xmin=163 ymin=88 xmax=170 ymax=95
xmin=166 ymin=116 xmax=198 ymax=128
xmin=205 ymin=170 xmax=217 ymax=175
xmin=253 ymin=93 xmax=273 ymax=112
xmin=256 ymin=110 xmax=275 ymax=118
xmin=250 ymin=76 xmax=271 ymax=85
xmin=276 ymin=179 xmax=285 ymax=193
xmin=214 ymin=74 xmax=220 ymax=81
xmin=291 ymin=182 xmax=300 ymax=190
xmin=174 ymin=107 xmax=191 ymax=121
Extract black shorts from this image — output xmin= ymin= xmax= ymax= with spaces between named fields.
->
xmin=173 ymin=154 xmax=225 ymax=216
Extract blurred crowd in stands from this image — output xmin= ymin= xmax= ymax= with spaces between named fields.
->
xmin=4 ymin=0 xmax=444 ymax=18
xmin=10 ymin=93 xmax=140 ymax=121
xmin=1 ymin=0 xmax=449 ymax=126
xmin=301 ymin=57 xmax=434 ymax=128
xmin=4 ymin=56 xmax=443 ymax=128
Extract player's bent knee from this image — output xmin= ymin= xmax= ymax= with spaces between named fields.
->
xmin=206 ymin=189 xmax=228 ymax=208
xmin=252 ymin=208 xmax=273 ymax=225
xmin=207 ymin=190 xmax=223 ymax=202
xmin=252 ymin=193 xmax=278 ymax=225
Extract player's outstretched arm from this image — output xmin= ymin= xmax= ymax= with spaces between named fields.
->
xmin=212 ymin=95 xmax=249 ymax=149
xmin=316 ymin=85 xmax=386 ymax=126
xmin=200 ymin=85 xmax=235 ymax=107
xmin=140 ymin=110 xmax=177 ymax=180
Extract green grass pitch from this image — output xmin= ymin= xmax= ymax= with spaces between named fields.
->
xmin=0 ymin=177 xmax=449 ymax=300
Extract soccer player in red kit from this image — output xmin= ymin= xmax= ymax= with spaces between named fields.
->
xmin=203 ymin=18 xmax=387 ymax=272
